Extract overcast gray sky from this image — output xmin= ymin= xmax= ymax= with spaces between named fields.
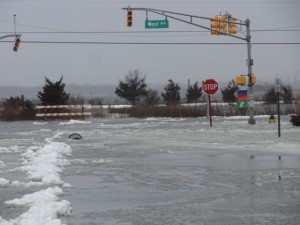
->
xmin=1 ymin=0 xmax=300 ymax=88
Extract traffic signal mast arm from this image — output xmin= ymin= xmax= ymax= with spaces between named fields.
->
xmin=0 ymin=34 xmax=21 ymax=41
xmin=123 ymin=7 xmax=255 ymax=124
xmin=122 ymin=7 xmax=248 ymax=41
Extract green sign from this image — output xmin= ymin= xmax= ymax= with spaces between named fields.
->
xmin=237 ymin=100 xmax=248 ymax=110
xmin=145 ymin=20 xmax=169 ymax=29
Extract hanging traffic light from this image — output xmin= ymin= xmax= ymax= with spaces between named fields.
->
xmin=218 ymin=15 xmax=227 ymax=34
xmin=210 ymin=15 xmax=226 ymax=35
xmin=13 ymin=35 xmax=21 ymax=52
xmin=127 ymin=10 xmax=133 ymax=27
xmin=250 ymin=74 xmax=256 ymax=86
xmin=236 ymin=75 xmax=246 ymax=86
xmin=228 ymin=17 xmax=238 ymax=34
xmin=210 ymin=16 xmax=220 ymax=35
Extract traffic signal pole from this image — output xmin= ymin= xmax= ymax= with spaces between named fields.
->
xmin=246 ymin=19 xmax=255 ymax=124
xmin=123 ymin=7 xmax=256 ymax=124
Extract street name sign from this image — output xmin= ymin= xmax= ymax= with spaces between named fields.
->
xmin=145 ymin=20 xmax=169 ymax=29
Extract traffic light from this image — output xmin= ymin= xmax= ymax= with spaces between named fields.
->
xmin=127 ymin=10 xmax=133 ymax=27
xmin=228 ymin=17 xmax=238 ymax=34
xmin=210 ymin=15 xmax=226 ymax=35
xmin=13 ymin=35 xmax=21 ymax=52
xmin=210 ymin=16 xmax=219 ymax=35
xmin=250 ymin=74 xmax=256 ymax=86
xmin=236 ymin=75 xmax=246 ymax=86
xmin=218 ymin=15 xmax=227 ymax=34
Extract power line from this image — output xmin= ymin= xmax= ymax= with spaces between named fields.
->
xmin=1 ymin=0 xmax=299 ymax=3
xmin=1 ymin=29 xmax=300 ymax=35
xmin=1 ymin=18 xmax=300 ymax=36
xmin=2 ymin=40 xmax=300 ymax=45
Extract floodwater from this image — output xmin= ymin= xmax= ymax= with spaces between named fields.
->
xmin=1 ymin=116 xmax=300 ymax=225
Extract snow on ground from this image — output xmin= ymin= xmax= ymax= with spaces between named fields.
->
xmin=0 ymin=131 xmax=73 ymax=225
xmin=18 ymin=142 xmax=72 ymax=185
xmin=58 ymin=120 xmax=91 ymax=125
xmin=1 ymin=187 xmax=71 ymax=225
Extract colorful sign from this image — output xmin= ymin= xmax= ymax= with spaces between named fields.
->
xmin=237 ymin=90 xmax=248 ymax=100
xmin=237 ymin=100 xmax=248 ymax=110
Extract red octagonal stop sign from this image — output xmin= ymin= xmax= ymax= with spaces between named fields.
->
xmin=202 ymin=79 xmax=218 ymax=95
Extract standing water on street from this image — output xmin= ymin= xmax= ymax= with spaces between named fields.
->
xmin=0 ymin=116 xmax=299 ymax=225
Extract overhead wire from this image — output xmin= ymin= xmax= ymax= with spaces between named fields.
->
xmin=0 ymin=30 xmax=300 ymax=35
xmin=1 ymin=17 xmax=300 ymax=36
xmin=1 ymin=9 xmax=299 ymax=41
xmin=1 ymin=40 xmax=300 ymax=45
xmin=1 ymin=0 xmax=299 ymax=4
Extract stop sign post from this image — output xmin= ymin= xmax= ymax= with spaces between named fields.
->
xmin=202 ymin=79 xmax=219 ymax=127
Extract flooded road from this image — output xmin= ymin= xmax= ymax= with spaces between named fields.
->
xmin=1 ymin=116 xmax=300 ymax=224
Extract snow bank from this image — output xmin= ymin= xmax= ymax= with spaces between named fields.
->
xmin=33 ymin=121 xmax=48 ymax=125
xmin=99 ymin=104 xmax=132 ymax=109
xmin=19 ymin=142 xmax=72 ymax=185
xmin=1 ymin=133 xmax=73 ymax=225
xmin=1 ymin=187 xmax=71 ymax=225
xmin=59 ymin=119 xmax=91 ymax=125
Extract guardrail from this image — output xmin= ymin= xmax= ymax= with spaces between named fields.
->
xmin=36 ymin=105 xmax=92 ymax=119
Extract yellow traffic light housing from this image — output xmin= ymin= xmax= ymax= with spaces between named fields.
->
xmin=218 ymin=15 xmax=227 ymax=34
xmin=127 ymin=10 xmax=133 ymax=27
xmin=236 ymin=75 xmax=246 ymax=86
xmin=228 ymin=17 xmax=237 ymax=34
xmin=210 ymin=16 xmax=220 ymax=35
xmin=211 ymin=14 xmax=238 ymax=35
xmin=250 ymin=74 xmax=256 ymax=86
xmin=211 ymin=15 xmax=227 ymax=35
xmin=13 ymin=36 xmax=21 ymax=52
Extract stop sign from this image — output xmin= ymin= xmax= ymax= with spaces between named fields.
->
xmin=202 ymin=79 xmax=218 ymax=95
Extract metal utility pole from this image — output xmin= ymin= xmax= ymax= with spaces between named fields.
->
xmin=277 ymin=92 xmax=281 ymax=137
xmin=246 ymin=19 xmax=255 ymax=124
xmin=275 ymin=78 xmax=281 ymax=137
xmin=122 ymin=7 xmax=256 ymax=124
